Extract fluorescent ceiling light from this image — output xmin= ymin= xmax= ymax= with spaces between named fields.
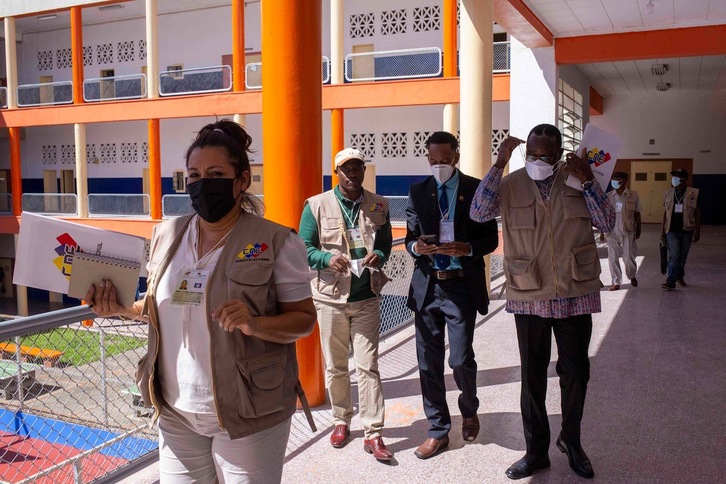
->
xmin=656 ymin=82 xmax=670 ymax=92
xmin=37 ymin=14 xmax=58 ymax=21
xmin=99 ymin=4 xmax=125 ymax=11
xmin=651 ymin=64 xmax=668 ymax=76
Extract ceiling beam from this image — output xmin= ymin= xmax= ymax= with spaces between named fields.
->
xmin=493 ymin=0 xmax=553 ymax=48
xmin=556 ymin=25 xmax=726 ymax=65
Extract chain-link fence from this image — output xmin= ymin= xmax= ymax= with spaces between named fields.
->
xmin=493 ymin=41 xmax=511 ymax=73
xmin=88 ymin=194 xmax=150 ymax=217
xmin=380 ymin=240 xmax=415 ymax=334
xmin=0 ymin=87 xmax=7 ymax=108
xmin=344 ymin=47 xmax=442 ymax=82
xmin=83 ymin=74 xmax=147 ymax=102
xmin=0 ymin=308 xmax=158 ymax=483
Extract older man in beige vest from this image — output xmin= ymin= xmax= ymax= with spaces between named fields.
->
xmin=298 ymin=148 xmax=393 ymax=461
xmin=605 ymin=171 xmax=641 ymax=291
xmin=471 ymin=124 xmax=615 ymax=480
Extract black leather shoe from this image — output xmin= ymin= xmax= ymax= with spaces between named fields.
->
xmin=505 ymin=455 xmax=550 ymax=480
xmin=556 ymin=435 xmax=595 ymax=478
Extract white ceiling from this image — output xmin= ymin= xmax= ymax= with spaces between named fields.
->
xmin=523 ymin=0 xmax=726 ymax=94
xmin=3 ymin=0 xmax=725 ymax=95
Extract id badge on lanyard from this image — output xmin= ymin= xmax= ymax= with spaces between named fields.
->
xmin=347 ymin=227 xmax=365 ymax=249
xmin=675 ymin=203 xmax=684 ymax=214
xmin=171 ymin=269 xmax=209 ymax=307
xmin=615 ymin=200 xmax=623 ymax=213
xmin=439 ymin=220 xmax=455 ymax=243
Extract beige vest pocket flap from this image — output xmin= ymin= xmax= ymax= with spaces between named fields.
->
xmin=571 ymin=244 xmax=599 ymax=281
xmin=505 ymin=257 xmax=541 ymax=291
xmin=227 ymin=262 xmax=274 ymax=286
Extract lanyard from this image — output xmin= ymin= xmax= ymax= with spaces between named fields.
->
xmin=336 ymin=196 xmax=361 ymax=229
xmin=674 ymin=190 xmax=685 ymax=205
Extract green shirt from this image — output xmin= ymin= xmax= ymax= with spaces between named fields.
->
xmin=299 ymin=186 xmax=393 ymax=301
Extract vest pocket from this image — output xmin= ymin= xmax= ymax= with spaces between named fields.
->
xmin=320 ymin=217 xmax=343 ymax=245
xmin=316 ymin=269 xmax=341 ymax=296
xmin=508 ymin=199 xmax=536 ymax=229
xmin=562 ymin=193 xmax=590 ymax=219
xmin=235 ymin=353 xmax=286 ymax=418
xmin=505 ymin=257 xmax=540 ymax=290
xmin=571 ymin=243 xmax=599 ymax=281
xmin=226 ymin=262 xmax=275 ymax=309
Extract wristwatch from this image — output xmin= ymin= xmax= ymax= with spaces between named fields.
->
xmin=581 ymin=179 xmax=594 ymax=190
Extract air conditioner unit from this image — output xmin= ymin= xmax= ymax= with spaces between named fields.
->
xmin=656 ymin=82 xmax=670 ymax=92
xmin=651 ymin=64 xmax=668 ymax=76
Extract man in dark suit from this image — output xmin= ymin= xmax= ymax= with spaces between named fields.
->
xmin=405 ymin=131 xmax=499 ymax=459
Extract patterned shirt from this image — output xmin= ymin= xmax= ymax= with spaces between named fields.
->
xmin=470 ymin=166 xmax=615 ymax=318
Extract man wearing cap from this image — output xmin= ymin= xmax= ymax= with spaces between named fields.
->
xmin=661 ymin=168 xmax=700 ymax=290
xmin=405 ymin=131 xmax=499 ymax=459
xmin=604 ymin=172 xmax=641 ymax=290
xmin=298 ymin=147 xmax=394 ymax=461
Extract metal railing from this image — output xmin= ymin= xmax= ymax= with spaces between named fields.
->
xmin=17 ymin=81 xmax=74 ymax=107
xmin=158 ymin=65 xmax=232 ymax=97
xmin=0 ymin=306 xmax=158 ymax=483
xmin=88 ymin=194 xmax=150 ymax=217
xmin=379 ymin=238 xmax=414 ymax=333
xmin=245 ymin=57 xmax=332 ymax=90
xmin=0 ymin=87 xmax=7 ymax=108
xmin=22 ymin=193 xmax=77 ymax=215
xmin=385 ymin=196 xmax=408 ymax=224
xmin=493 ymin=41 xmax=511 ymax=73
xmin=83 ymin=74 xmax=147 ymax=102
xmin=344 ymin=47 xmax=442 ymax=82
xmin=161 ymin=194 xmax=194 ymax=218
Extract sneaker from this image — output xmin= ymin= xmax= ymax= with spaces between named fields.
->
xmin=676 ymin=279 xmax=687 ymax=287
xmin=662 ymin=281 xmax=676 ymax=290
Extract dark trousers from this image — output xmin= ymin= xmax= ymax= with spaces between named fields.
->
xmin=666 ymin=231 xmax=693 ymax=284
xmin=514 ymin=313 xmax=593 ymax=457
xmin=414 ymin=278 xmax=478 ymax=438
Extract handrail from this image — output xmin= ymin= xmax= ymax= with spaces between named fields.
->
xmin=0 ymin=305 xmax=94 ymax=339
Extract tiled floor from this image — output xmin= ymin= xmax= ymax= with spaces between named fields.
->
xmin=116 ymin=223 xmax=726 ymax=483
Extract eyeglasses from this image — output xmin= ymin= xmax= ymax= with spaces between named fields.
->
xmin=525 ymin=155 xmax=557 ymax=164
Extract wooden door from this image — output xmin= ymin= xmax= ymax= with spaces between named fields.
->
xmin=630 ymin=161 xmax=672 ymax=223
xmin=352 ymin=44 xmax=374 ymax=81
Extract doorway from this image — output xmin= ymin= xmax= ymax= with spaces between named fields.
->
xmin=60 ymin=169 xmax=75 ymax=213
xmin=101 ymin=69 xmax=115 ymax=99
xmin=630 ymin=161 xmax=672 ymax=223
xmin=39 ymin=75 xmax=53 ymax=104
xmin=352 ymin=44 xmax=374 ymax=81
xmin=0 ymin=170 xmax=9 ymax=212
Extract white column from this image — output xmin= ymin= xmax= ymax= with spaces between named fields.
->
xmin=459 ymin=0 xmax=493 ymax=179
xmin=4 ymin=17 xmax=18 ymax=108
xmin=330 ymin=0 xmax=344 ymax=85
xmin=145 ymin=0 xmax=159 ymax=99
xmin=443 ymin=104 xmax=459 ymax=136
xmin=508 ymin=37 xmax=558 ymax=171
xmin=75 ymin=124 xmax=88 ymax=218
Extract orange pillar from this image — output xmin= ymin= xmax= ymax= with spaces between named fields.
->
xmin=330 ymin=108 xmax=344 ymax=189
xmin=9 ymin=127 xmax=22 ymax=216
xmin=232 ymin=0 xmax=245 ymax=92
xmin=261 ymin=0 xmax=325 ymax=406
xmin=443 ymin=0 xmax=458 ymax=77
xmin=70 ymin=7 xmax=84 ymax=104
xmin=148 ymin=119 xmax=162 ymax=220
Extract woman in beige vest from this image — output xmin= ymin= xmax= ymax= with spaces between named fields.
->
xmin=86 ymin=119 xmax=316 ymax=483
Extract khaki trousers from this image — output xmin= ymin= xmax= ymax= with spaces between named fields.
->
xmin=607 ymin=230 xmax=638 ymax=285
xmin=315 ymin=297 xmax=385 ymax=439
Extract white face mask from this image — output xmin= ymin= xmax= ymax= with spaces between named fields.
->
xmin=671 ymin=176 xmax=682 ymax=187
xmin=611 ymin=180 xmax=621 ymax=190
xmin=525 ymin=158 xmax=555 ymax=181
xmin=431 ymin=164 xmax=455 ymax=184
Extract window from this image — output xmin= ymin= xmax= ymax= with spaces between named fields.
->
xmin=173 ymin=170 xmax=186 ymax=193
xmin=557 ymin=79 xmax=583 ymax=153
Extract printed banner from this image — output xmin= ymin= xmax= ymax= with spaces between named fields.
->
xmin=13 ymin=212 xmax=146 ymax=296
xmin=566 ymin=124 xmax=622 ymax=191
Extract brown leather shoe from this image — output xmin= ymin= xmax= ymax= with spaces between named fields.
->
xmin=330 ymin=425 xmax=350 ymax=448
xmin=608 ymin=284 xmax=620 ymax=291
xmin=462 ymin=415 xmax=480 ymax=442
xmin=363 ymin=436 xmax=393 ymax=461
xmin=414 ymin=436 xmax=449 ymax=459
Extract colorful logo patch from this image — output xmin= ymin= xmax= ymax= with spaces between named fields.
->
xmin=238 ymin=242 xmax=269 ymax=259
xmin=586 ymin=147 xmax=611 ymax=168
xmin=370 ymin=202 xmax=384 ymax=212
xmin=52 ymin=233 xmax=82 ymax=279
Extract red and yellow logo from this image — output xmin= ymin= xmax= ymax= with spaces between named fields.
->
xmin=52 ymin=233 xmax=82 ymax=279
xmin=238 ymin=242 xmax=269 ymax=259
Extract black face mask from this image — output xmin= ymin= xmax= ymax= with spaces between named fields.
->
xmin=187 ymin=178 xmax=238 ymax=223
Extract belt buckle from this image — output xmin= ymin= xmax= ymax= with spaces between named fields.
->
xmin=436 ymin=270 xmax=449 ymax=280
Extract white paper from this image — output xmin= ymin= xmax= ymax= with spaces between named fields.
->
xmin=566 ymin=124 xmax=622 ymax=191
xmin=13 ymin=212 xmax=146 ymax=296
xmin=349 ymin=258 xmax=367 ymax=278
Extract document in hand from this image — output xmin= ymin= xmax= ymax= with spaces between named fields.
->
xmin=13 ymin=213 xmax=146 ymax=303
xmin=566 ymin=124 xmax=622 ymax=191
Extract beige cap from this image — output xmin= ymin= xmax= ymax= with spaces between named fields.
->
xmin=334 ymin=147 xmax=365 ymax=167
